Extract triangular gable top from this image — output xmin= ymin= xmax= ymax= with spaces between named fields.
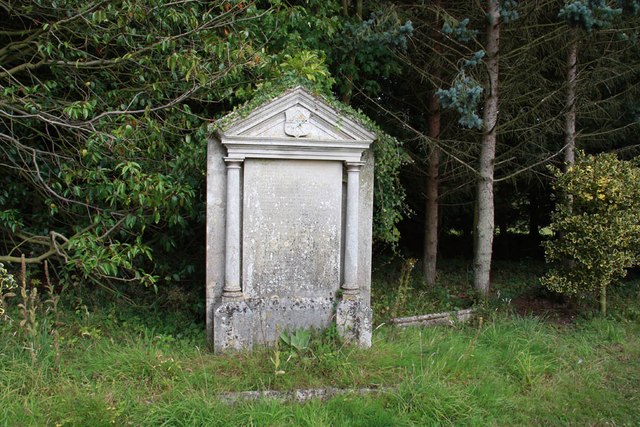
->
xmin=217 ymin=86 xmax=376 ymax=143
xmin=213 ymin=87 xmax=376 ymax=162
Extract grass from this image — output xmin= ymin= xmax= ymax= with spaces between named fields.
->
xmin=1 ymin=262 xmax=639 ymax=426
xmin=371 ymin=258 xmax=548 ymax=323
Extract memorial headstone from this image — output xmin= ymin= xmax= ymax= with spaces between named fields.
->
xmin=206 ymin=87 xmax=375 ymax=352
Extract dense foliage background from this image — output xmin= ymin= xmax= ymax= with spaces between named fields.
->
xmin=0 ymin=0 xmax=410 ymax=296
xmin=2 ymin=4 xmax=640 ymax=425
xmin=1 ymin=0 xmax=639 ymax=308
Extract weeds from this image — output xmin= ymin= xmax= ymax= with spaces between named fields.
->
xmin=2 ymin=257 xmax=61 ymax=367
xmin=2 ymin=307 xmax=640 ymax=425
xmin=18 ymin=256 xmax=41 ymax=363
xmin=270 ymin=342 xmax=285 ymax=375
xmin=280 ymin=329 xmax=312 ymax=353
xmin=372 ymin=258 xmax=476 ymax=324
xmin=1 ymin=261 xmax=639 ymax=425
xmin=390 ymin=258 xmax=416 ymax=320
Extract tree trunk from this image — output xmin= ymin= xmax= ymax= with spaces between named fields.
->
xmin=423 ymin=0 xmax=442 ymax=287
xmin=473 ymin=0 xmax=500 ymax=299
xmin=564 ymin=30 xmax=578 ymax=167
xmin=423 ymin=109 xmax=440 ymax=286
xmin=600 ymin=285 xmax=607 ymax=316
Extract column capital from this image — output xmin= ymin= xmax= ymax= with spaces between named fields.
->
xmin=224 ymin=157 xmax=244 ymax=168
xmin=345 ymin=161 xmax=365 ymax=172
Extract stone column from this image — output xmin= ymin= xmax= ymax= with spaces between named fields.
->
xmin=206 ymin=138 xmax=227 ymax=347
xmin=337 ymin=160 xmax=371 ymax=347
xmin=223 ymin=158 xmax=243 ymax=300
xmin=214 ymin=156 xmax=253 ymax=351
xmin=342 ymin=161 xmax=364 ymax=298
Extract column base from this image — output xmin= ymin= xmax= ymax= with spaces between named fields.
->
xmin=336 ymin=296 xmax=372 ymax=348
xmin=340 ymin=283 xmax=359 ymax=299
xmin=222 ymin=291 xmax=243 ymax=302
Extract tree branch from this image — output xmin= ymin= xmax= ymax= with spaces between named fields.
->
xmin=0 ymin=231 xmax=70 ymax=264
xmin=0 ymin=59 xmax=45 ymax=79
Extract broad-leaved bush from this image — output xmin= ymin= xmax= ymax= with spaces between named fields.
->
xmin=542 ymin=153 xmax=640 ymax=313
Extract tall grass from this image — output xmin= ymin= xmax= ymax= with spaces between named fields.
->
xmin=1 ymin=307 xmax=639 ymax=426
xmin=1 ymin=262 xmax=639 ymax=426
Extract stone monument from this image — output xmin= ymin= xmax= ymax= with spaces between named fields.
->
xmin=206 ymin=87 xmax=375 ymax=352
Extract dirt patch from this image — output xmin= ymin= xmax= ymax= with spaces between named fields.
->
xmin=512 ymin=294 xmax=578 ymax=324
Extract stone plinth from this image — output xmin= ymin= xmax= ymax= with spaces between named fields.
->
xmin=207 ymin=87 xmax=375 ymax=352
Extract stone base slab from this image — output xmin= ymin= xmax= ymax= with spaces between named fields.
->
xmin=213 ymin=296 xmax=337 ymax=352
xmin=214 ymin=295 xmax=373 ymax=352
xmin=218 ymin=386 xmax=395 ymax=404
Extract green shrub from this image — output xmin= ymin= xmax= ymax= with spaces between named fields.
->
xmin=542 ymin=153 xmax=640 ymax=315
xmin=0 ymin=262 xmax=16 ymax=319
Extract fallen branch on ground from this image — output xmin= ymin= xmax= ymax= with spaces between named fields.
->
xmin=391 ymin=308 xmax=475 ymax=328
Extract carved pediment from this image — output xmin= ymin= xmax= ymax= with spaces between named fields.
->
xmin=219 ymin=87 xmax=376 ymax=142
xmin=214 ymin=87 xmax=376 ymax=162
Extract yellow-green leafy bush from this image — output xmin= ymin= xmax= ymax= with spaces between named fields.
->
xmin=0 ymin=262 xmax=16 ymax=319
xmin=542 ymin=153 xmax=640 ymax=314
